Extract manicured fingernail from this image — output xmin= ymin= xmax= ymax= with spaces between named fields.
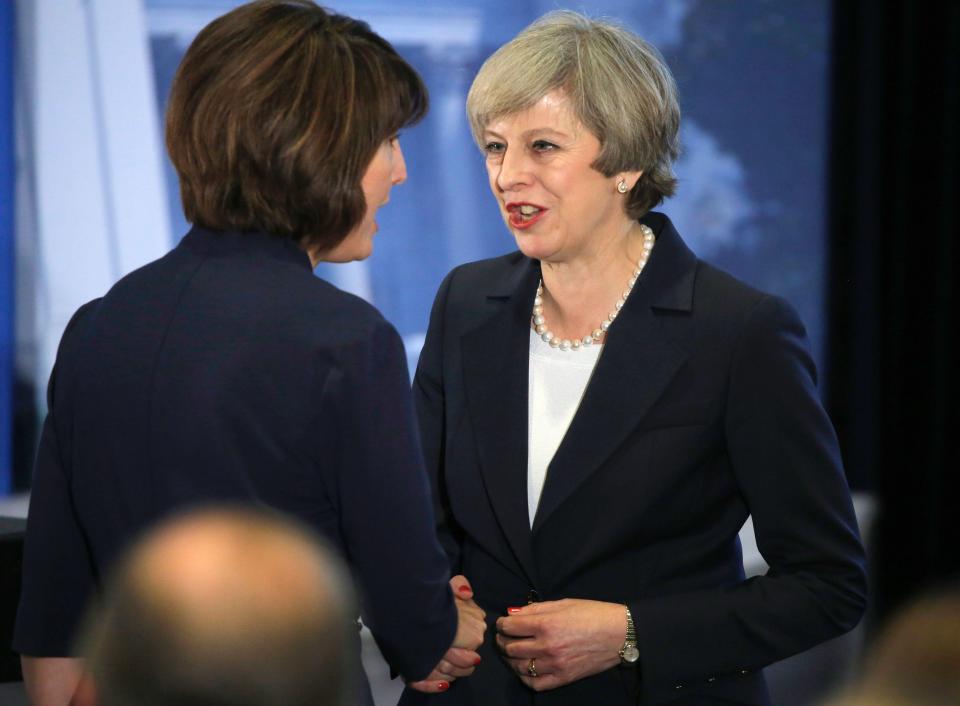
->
xmin=437 ymin=681 xmax=449 ymax=691
xmin=474 ymin=656 xmax=482 ymax=665
xmin=507 ymin=606 xmax=522 ymax=614
xmin=457 ymin=585 xmax=471 ymax=594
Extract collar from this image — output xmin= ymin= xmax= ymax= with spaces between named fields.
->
xmin=178 ymin=225 xmax=314 ymax=271
xmin=482 ymin=211 xmax=698 ymax=311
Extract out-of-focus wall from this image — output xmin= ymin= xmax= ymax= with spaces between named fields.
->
xmin=1 ymin=1 xmax=14 ymax=493
xmin=13 ymin=0 xmax=170 ymax=467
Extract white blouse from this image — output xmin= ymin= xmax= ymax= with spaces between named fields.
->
xmin=527 ymin=328 xmax=603 ymax=526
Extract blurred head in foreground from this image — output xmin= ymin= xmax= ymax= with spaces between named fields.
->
xmin=74 ymin=507 xmax=356 ymax=706
xmin=826 ymin=584 xmax=960 ymax=706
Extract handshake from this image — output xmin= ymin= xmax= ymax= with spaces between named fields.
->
xmin=407 ymin=575 xmax=487 ymax=694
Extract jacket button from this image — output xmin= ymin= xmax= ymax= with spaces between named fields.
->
xmin=739 ymin=669 xmax=749 ymax=676
xmin=674 ymin=684 xmax=684 ymax=690
xmin=707 ymin=677 xmax=716 ymax=683
xmin=527 ymin=589 xmax=540 ymax=603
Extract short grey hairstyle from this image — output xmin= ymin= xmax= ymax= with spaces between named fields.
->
xmin=466 ymin=10 xmax=681 ymax=218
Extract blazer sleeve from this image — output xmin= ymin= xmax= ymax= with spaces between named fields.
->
xmin=630 ymin=295 xmax=867 ymax=687
xmin=318 ymin=315 xmax=457 ymax=682
xmin=412 ymin=269 xmax=464 ymax=572
xmin=13 ymin=301 xmax=102 ymax=656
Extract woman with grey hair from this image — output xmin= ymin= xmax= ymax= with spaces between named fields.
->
xmin=402 ymin=11 xmax=866 ymax=706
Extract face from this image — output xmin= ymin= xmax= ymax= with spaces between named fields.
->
xmin=320 ymin=136 xmax=408 ymax=263
xmin=483 ymin=91 xmax=636 ymax=264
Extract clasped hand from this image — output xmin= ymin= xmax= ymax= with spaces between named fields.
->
xmin=496 ymin=598 xmax=625 ymax=692
xmin=407 ymin=575 xmax=487 ymax=693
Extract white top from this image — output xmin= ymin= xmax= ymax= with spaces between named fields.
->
xmin=527 ymin=329 xmax=603 ymax=526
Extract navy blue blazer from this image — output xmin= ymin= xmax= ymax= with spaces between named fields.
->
xmin=401 ymin=212 xmax=867 ymax=705
xmin=13 ymin=226 xmax=456 ymax=703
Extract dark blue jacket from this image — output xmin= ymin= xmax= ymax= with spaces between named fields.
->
xmin=14 ymin=226 xmax=456 ymax=704
xmin=401 ymin=212 xmax=867 ymax=706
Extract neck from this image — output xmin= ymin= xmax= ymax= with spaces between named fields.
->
xmin=539 ymin=221 xmax=646 ymax=340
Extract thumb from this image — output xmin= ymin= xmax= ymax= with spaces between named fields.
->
xmin=506 ymin=600 xmax=549 ymax=616
xmin=450 ymin=574 xmax=474 ymax=600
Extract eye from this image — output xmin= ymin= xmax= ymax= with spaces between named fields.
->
xmin=531 ymin=139 xmax=558 ymax=152
xmin=484 ymin=141 xmax=506 ymax=154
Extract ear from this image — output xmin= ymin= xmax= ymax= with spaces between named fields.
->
xmin=617 ymin=169 xmax=643 ymax=193
xmin=71 ymin=674 xmax=98 ymax=706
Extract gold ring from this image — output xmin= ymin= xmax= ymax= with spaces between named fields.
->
xmin=527 ymin=658 xmax=538 ymax=677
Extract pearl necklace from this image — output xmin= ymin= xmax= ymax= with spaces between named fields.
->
xmin=532 ymin=224 xmax=655 ymax=351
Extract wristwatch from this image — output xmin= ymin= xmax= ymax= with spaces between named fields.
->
xmin=619 ymin=605 xmax=639 ymax=665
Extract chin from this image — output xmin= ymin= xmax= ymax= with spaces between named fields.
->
xmin=513 ymin=233 xmax=558 ymax=262
xmin=347 ymin=243 xmax=374 ymax=262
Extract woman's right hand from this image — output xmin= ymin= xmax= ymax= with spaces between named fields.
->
xmin=407 ymin=575 xmax=487 ymax=693
xmin=451 ymin=574 xmax=486 ymax=650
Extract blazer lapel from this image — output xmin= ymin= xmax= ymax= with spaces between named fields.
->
xmin=532 ymin=214 xmax=698 ymax=532
xmin=460 ymin=258 xmax=541 ymax=584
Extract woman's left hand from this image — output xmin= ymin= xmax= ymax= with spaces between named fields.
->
xmin=495 ymin=599 xmax=627 ymax=691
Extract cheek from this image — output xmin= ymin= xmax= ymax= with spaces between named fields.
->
xmin=486 ymin=175 xmax=496 ymax=196
xmin=361 ymin=164 xmax=392 ymax=204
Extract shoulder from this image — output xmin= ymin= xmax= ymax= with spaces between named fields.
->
xmin=687 ymin=262 xmax=814 ymax=387
xmin=691 ymin=261 xmax=804 ymax=340
xmin=427 ymin=250 xmax=532 ymax=329
xmin=57 ymin=298 xmax=104 ymax=357
xmin=444 ymin=250 xmax=529 ymax=293
xmin=302 ymin=276 xmax=402 ymax=348
xmin=643 ymin=212 xmax=799 ymax=336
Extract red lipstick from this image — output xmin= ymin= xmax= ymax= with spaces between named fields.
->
xmin=505 ymin=201 xmax=547 ymax=230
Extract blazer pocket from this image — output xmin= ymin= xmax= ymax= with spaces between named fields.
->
xmin=636 ymin=398 xmax=712 ymax=432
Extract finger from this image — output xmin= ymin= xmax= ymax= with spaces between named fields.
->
xmin=520 ymin=673 xmax=564 ymax=691
xmin=436 ymin=659 xmax=475 ymax=679
xmin=507 ymin=656 xmax=553 ymax=677
xmin=497 ymin=636 xmax=541 ymax=659
xmin=458 ymin=599 xmax=485 ymax=617
xmin=450 ymin=574 xmax=474 ymax=600
xmin=443 ymin=648 xmax=482 ymax=669
xmin=406 ymin=678 xmax=452 ymax=693
xmin=504 ymin=600 xmax=553 ymax=616
xmin=496 ymin=614 xmax=542 ymax=637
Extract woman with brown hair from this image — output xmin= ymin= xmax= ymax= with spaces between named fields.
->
xmin=13 ymin=2 xmax=483 ymax=705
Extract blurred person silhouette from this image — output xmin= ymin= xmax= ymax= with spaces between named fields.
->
xmin=824 ymin=584 xmax=960 ymax=706
xmin=12 ymin=2 xmax=485 ymax=704
xmin=71 ymin=507 xmax=357 ymax=706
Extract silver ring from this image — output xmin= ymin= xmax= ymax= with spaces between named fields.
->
xmin=527 ymin=658 xmax=538 ymax=677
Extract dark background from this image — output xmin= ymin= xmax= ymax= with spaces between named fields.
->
xmin=826 ymin=0 xmax=959 ymax=625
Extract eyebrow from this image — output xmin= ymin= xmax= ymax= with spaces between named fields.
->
xmin=483 ymin=127 xmax=572 ymax=141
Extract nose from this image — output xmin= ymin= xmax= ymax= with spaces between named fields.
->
xmin=495 ymin=146 xmax=531 ymax=193
xmin=391 ymin=140 xmax=407 ymax=186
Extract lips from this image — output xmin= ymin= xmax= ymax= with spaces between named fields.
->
xmin=505 ymin=202 xmax=547 ymax=229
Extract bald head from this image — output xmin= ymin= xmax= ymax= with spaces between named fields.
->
xmin=78 ymin=508 xmax=355 ymax=706
xmin=825 ymin=586 xmax=960 ymax=706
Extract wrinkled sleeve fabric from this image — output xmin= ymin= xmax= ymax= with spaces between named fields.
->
xmin=318 ymin=315 xmax=456 ymax=682
xmin=631 ymin=295 xmax=867 ymax=686
xmin=13 ymin=301 xmax=101 ymax=656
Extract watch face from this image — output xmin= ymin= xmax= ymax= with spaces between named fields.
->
xmin=622 ymin=644 xmax=640 ymax=663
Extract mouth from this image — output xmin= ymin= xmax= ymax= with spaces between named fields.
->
xmin=505 ymin=202 xmax=547 ymax=229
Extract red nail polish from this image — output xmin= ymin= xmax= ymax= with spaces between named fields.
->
xmin=437 ymin=681 xmax=449 ymax=691
xmin=507 ymin=606 xmax=521 ymax=614
xmin=474 ymin=657 xmax=482 ymax=665
xmin=457 ymin=585 xmax=471 ymax=594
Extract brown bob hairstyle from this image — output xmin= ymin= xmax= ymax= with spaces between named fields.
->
xmin=165 ymin=0 xmax=428 ymax=253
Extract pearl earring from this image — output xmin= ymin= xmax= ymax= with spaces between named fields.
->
xmin=617 ymin=179 xmax=628 ymax=194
